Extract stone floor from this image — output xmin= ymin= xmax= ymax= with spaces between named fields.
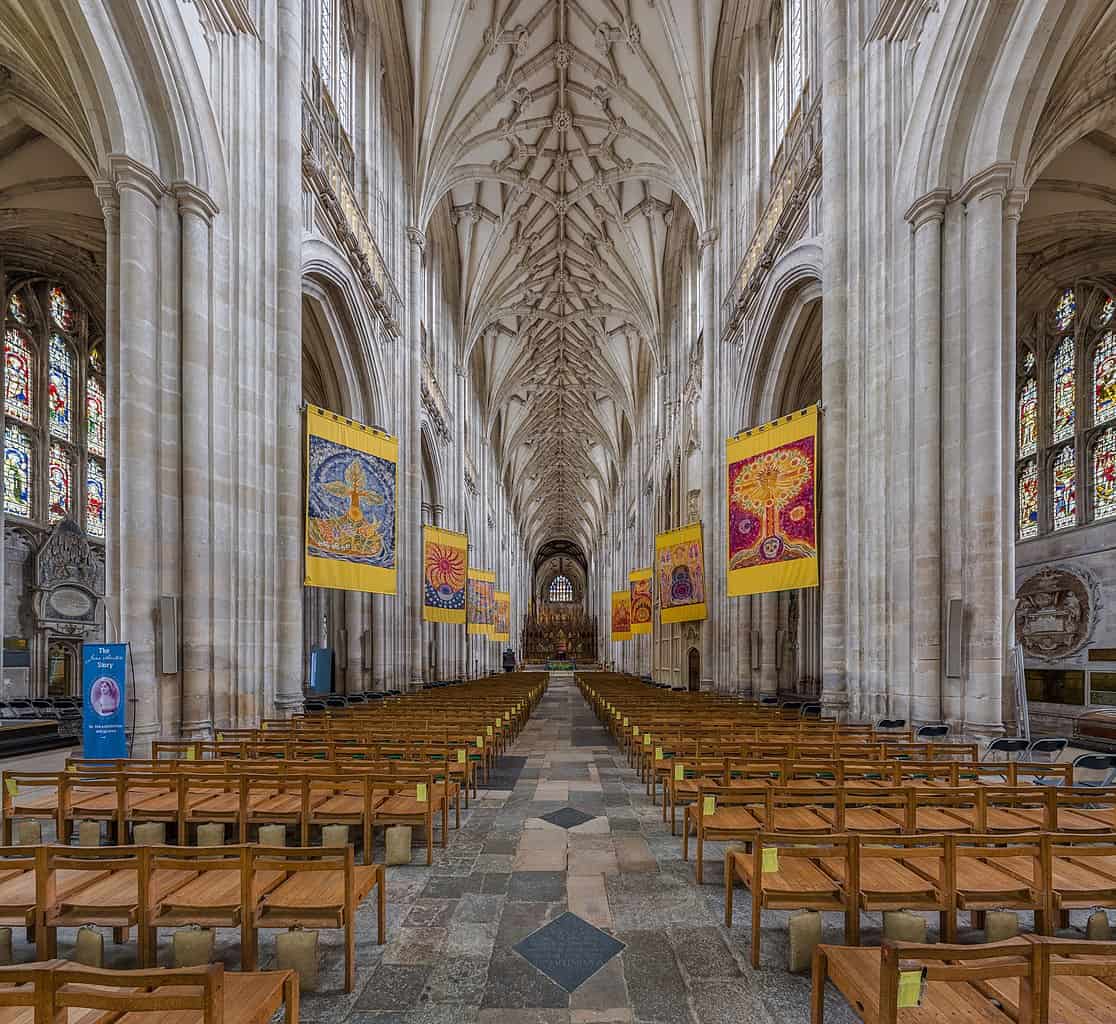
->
xmin=20 ymin=675 xmax=866 ymax=1023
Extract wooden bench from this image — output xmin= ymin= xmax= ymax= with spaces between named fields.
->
xmin=0 ymin=959 xmax=298 ymax=1024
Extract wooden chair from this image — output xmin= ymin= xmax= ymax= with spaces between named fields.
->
xmin=367 ymin=771 xmax=443 ymax=865
xmin=37 ymin=845 xmax=195 ymax=966
xmin=950 ymin=834 xmax=1048 ymax=937
xmin=48 ymin=960 xmax=299 ymax=1024
xmin=246 ymin=844 xmax=384 ymax=993
xmin=725 ymin=835 xmax=856 ymax=968
xmin=811 ymin=938 xmax=1037 ymax=1023
xmin=682 ymin=783 xmax=767 ymax=883
xmin=851 ymin=834 xmax=954 ymax=942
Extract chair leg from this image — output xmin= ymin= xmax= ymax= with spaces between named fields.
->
xmin=426 ymin=818 xmax=433 ymax=866
xmin=810 ymin=947 xmax=827 ymax=1024
xmin=751 ymin=889 xmax=762 ymax=969
xmin=724 ymin=854 xmax=734 ymax=927
xmin=682 ymin=809 xmax=689 ymax=861
xmin=696 ymin=831 xmax=704 ymax=884
xmin=377 ymin=869 xmax=386 ymax=945
xmin=283 ymin=969 xmax=299 ymax=1024
xmin=345 ymin=919 xmax=355 ymax=993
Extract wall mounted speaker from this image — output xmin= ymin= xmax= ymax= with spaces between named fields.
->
xmin=775 ymin=628 xmax=784 ymax=670
xmin=750 ymin=629 xmax=761 ymax=671
xmin=945 ymin=599 xmax=962 ymax=679
xmin=338 ymin=629 xmax=348 ymax=670
xmin=159 ymin=595 xmax=179 ymax=675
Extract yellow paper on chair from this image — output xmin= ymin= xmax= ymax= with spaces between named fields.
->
xmin=655 ymin=523 xmax=707 ymax=624
xmin=611 ymin=590 xmax=632 ymax=641
xmin=305 ymin=405 xmax=398 ymax=595
xmin=422 ymin=526 xmax=468 ymax=623
xmin=467 ymin=568 xmax=496 ymax=635
xmin=628 ymin=568 xmax=653 ymax=635
xmin=726 ymin=404 xmax=819 ymax=598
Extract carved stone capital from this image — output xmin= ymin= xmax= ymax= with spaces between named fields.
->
xmin=109 ymin=155 xmax=166 ymax=204
xmin=904 ymin=188 xmax=950 ymax=228
xmin=171 ymin=181 xmax=220 ymax=221
xmin=406 ymin=226 xmax=427 ymax=251
xmin=956 ymin=162 xmax=1016 ymax=206
xmin=698 ymin=228 xmax=719 ymax=252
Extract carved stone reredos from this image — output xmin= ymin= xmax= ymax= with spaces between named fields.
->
xmin=36 ymin=519 xmax=99 ymax=591
xmin=1015 ymin=564 xmax=1101 ymax=661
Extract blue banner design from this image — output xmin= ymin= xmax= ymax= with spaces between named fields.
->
xmin=309 ymin=647 xmax=333 ymax=694
xmin=82 ymin=643 xmax=128 ymax=758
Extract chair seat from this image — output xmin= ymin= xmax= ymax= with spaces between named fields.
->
xmin=58 ymin=869 xmax=195 ymax=919
xmin=843 ymin=807 xmax=904 ymax=833
xmin=376 ymin=795 xmax=429 ymax=817
xmin=703 ymin=807 xmax=762 ymax=831
xmin=258 ymin=865 xmax=380 ymax=918
xmin=157 ymin=869 xmax=285 ymax=915
xmin=733 ymin=852 xmax=843 ymax=898
xmin=0 ymin=869 xmax=105 ymax=920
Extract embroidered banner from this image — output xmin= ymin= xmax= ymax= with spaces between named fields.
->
xmin=305 ymin=405 xmax=398 ymax=594
xmin=611 ymin=590 xmax=632 ymax=641
xmin=492 ymin=591 xmax=511 ymax=642
xmin=655 ymin=522 xmax=707 ymax=624
xmin=467 ymin=567 xmax=496 ymax=636
xmin=726 ymin=404 xmax=819 ymax=597
xmin=629 ymin=568 xmax=653 ymax=635
xmin=422 ymin=526 xmax=468 ymax=623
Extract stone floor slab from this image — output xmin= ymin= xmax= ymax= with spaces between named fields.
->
xmin=514 ymin=912 xmax=626 ymax=993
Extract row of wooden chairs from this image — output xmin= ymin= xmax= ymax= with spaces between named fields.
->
xmin=684 ymin=780 xmax=1116 ymax=881
xmin=0 ymin=843 xmax=383 ymax=993
xmin=0 ymin=959 xmax=298 ymax=1024
xmin=724 ymin=830 xmax=1116 ymax=967
xmin=3 ymin=764 xmax=456 ymax=865
xmin=812 ymin=934 xmax=1116 ymax=1024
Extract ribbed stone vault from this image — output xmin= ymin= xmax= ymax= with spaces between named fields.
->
xmin=409 ymin=0 xmax=717 ymax=555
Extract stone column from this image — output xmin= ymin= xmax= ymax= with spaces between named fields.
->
xmin=907 ymin=191 xmax=949 ymax=723
xmin=174 ymin=184 xmax=218 ymax=738
xmin=273 ymin=0 xmax=304 ymax=716
xmin=960 ymin=169 xmax=1010 ymax=737
xmin=820 ymin=0 xmax=849 ymax=717
xmin=699 ymin=230 xmax=719 ymax=689
xmin=759 ymin=592 xmax=778 ymax=697
xmin=113 ymin=158 xmax=164 ymax=748
xmin=94 ymin=181 xmax=122 ymax=635
xmin=402 ymin=228 xmax=426 ymax=687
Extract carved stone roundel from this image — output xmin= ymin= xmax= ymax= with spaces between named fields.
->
xmin=1015 ymin=567 xmax=1093 ymax=659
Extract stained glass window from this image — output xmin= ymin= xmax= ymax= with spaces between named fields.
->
xmin=87 ymin=376 xmax=106 ymax=456
xmin=1018 ymin=460 xmax=1039 ymax=539
xmin=337 ymin=20 xmax=351 ymax=127
xmin=4 ymin=328 xmax=33 ymax=423
xmin=319 ymin=0 xmax=333 ymax=90
xmin=89 ymin=343 xmax=105 ymax=377
xmin=1095 ymin=331 xmax=1116 ymax=426
xmin=4 ymin=425 xmax=31 ymax=518
xmin=548 ymin=575 xmax=573 ymax=603
xmin=1100 ymin=297 xmax=1115 ymax=326
xmin=1052 ymin=445 xmax=1076 ymax=530
xmin=1022 ymin=348 xmax=1036 ymax=374
xmin=1054 ymin=287 xmax=1076 ymax=332
xmin=48 ymin=334 xmax=72 ymax=440
xmin=772 ymin=44 xmax=786 ymax=145
xmin=1096 ymin=429 xmax=1116 ymax=521
xmin=7 ymin=293 xmax=28 ymax=324
xmin=789 ymin=0 xmax=804 ymax=98
xmin=49 ymin=286 xmax=74 ymax=332
xmin=1018 ymin=377 xmax=1038 ymax=457
xmin=1052 ymin=337 xmax=1075 ymax=441
xmin=86 ymin=459 xmax=105 ymax=539
xmin=48 ymin=444 xmax=70 ymax=524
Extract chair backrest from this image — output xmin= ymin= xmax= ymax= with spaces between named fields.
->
xmin=983 ymin=738 xmax=1030 ymax=761
xmin=1071 ymin=752 xmax=1116 ymax=782
xmin=1025 ymin=737 xmax=1068 ymax=763
xmin=875 ymin=718 xmax=906 ymax=731
xmin=53 ymin=962 xmax=223 ymax=1023
xmin=916 ymin=724 xmax=951 ymax=740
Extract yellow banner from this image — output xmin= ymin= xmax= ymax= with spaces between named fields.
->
xmin=467 ymin=567 xmax=496 ymax=636
xmin=726 ymin=404 xmax=819 ymax=597
xmin=492 ymin=591 xmax=510 ymax=642
xmin=655 ymin=523 xmax=707 ymax=624
xmin=304 ymin=406 xmax=398 ymax=595
xmin=611 ymin=590 xmax=632 ymax=641
xmin=629 ymin=568 xmax=652 ymax=635
xmin=423 ymin=526 xmax=468 ymax=623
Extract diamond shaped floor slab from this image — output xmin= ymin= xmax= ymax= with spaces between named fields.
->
xmin=513 ymin=911 xmax=625 ymax=992
xmin=539 ymin=806 xmax=596 ymax=830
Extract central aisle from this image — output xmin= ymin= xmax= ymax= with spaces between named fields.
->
xmin=320 ymin=673 xmax=855 ymax=1023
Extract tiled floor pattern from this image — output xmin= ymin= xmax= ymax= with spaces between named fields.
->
xmin=21 ymin=675 xmax=863 ymax=1023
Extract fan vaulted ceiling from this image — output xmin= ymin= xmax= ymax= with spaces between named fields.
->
xmin=407 ymin=0 xmax=720 ymax=557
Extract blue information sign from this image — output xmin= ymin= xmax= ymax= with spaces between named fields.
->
xmin=81 ymin=643 xmax=128 ymax=759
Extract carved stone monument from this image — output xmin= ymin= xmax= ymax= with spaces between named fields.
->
xmin=1015 ymin=566 xmax=1097 ymax=660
